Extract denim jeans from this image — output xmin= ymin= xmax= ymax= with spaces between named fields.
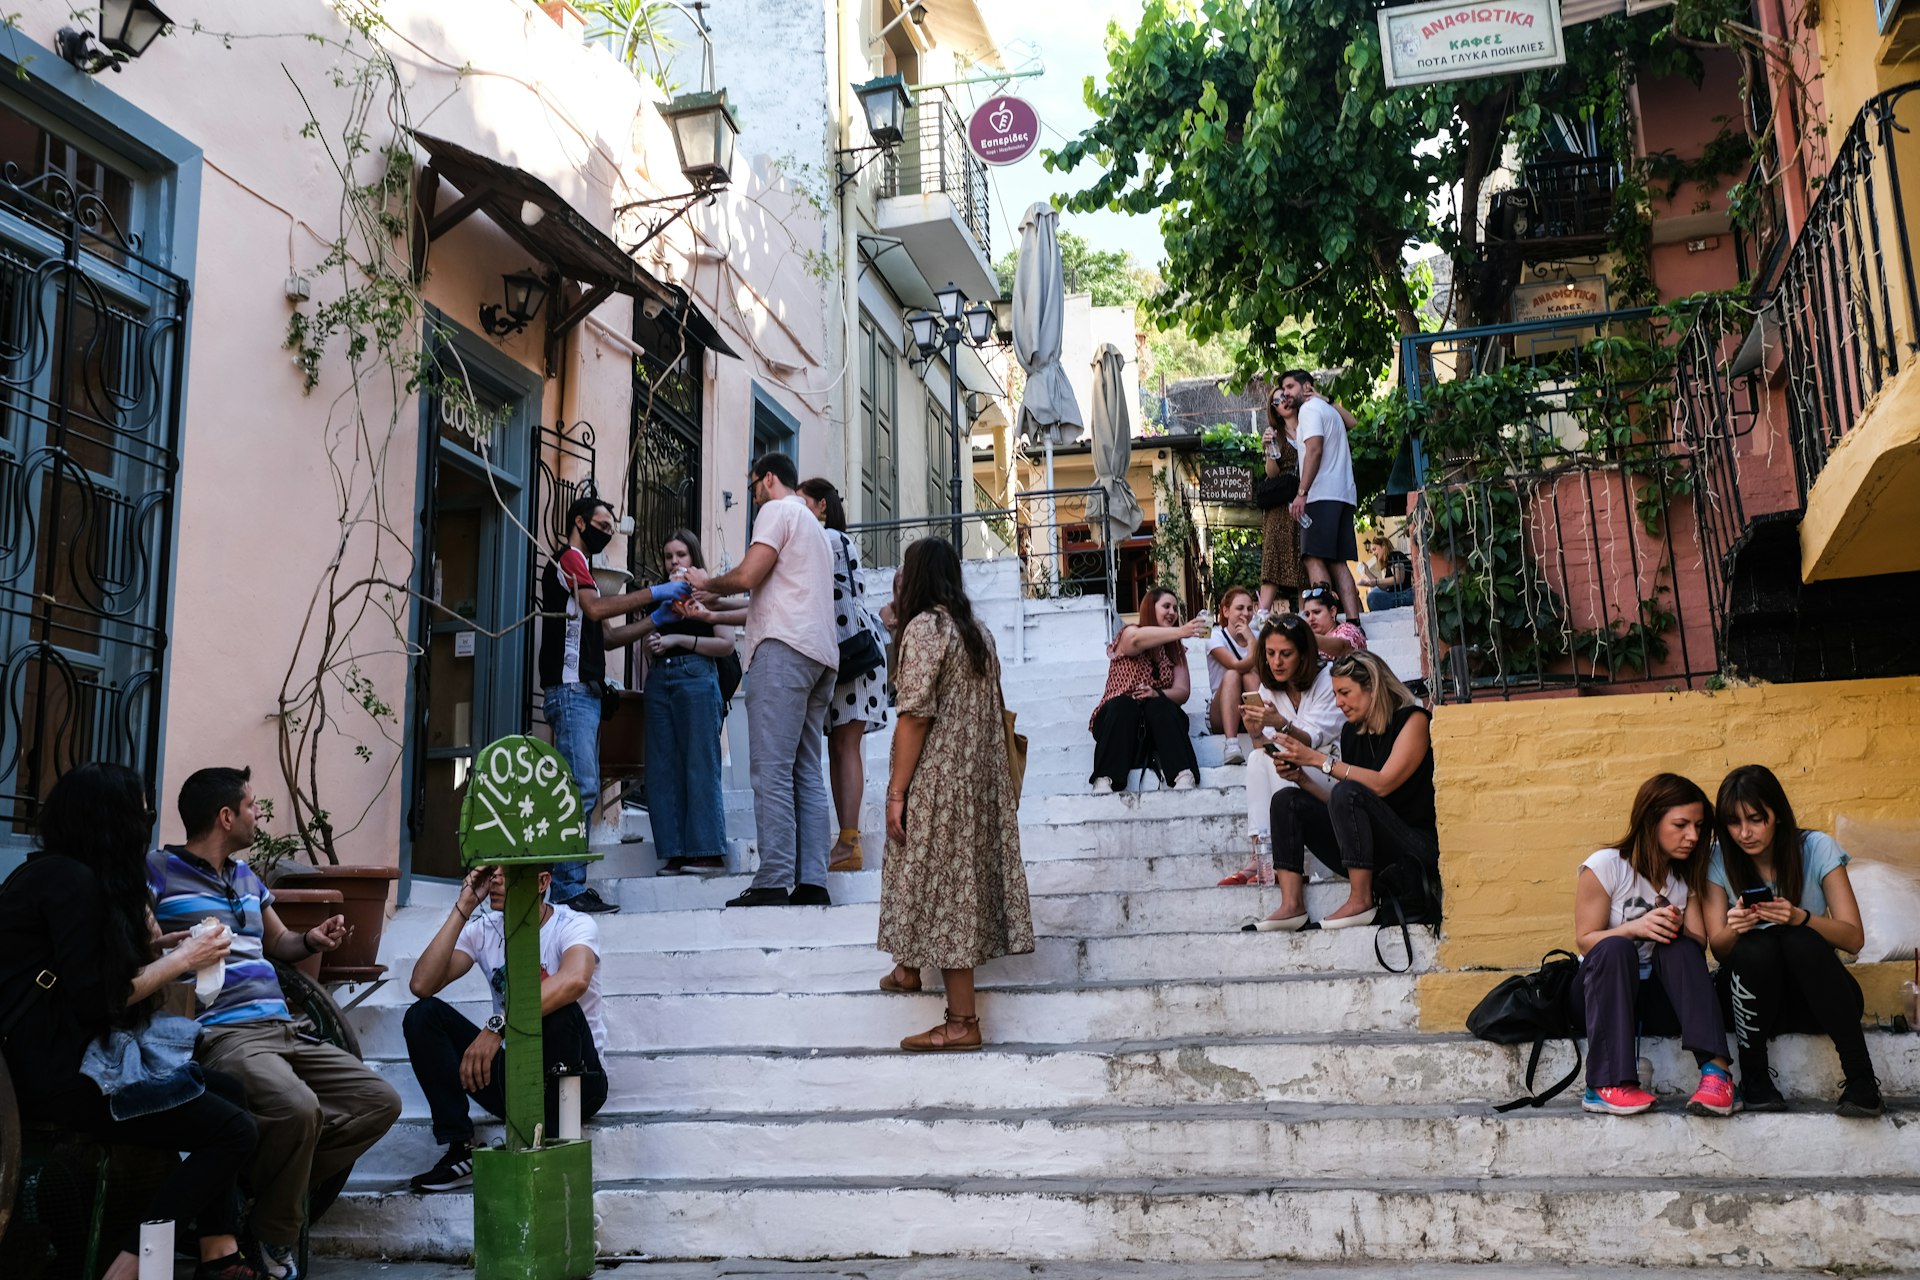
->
xmin=1368 ymin=587 xmax=1415 ymax=610
xmin=644 ymin=653 xmax=727 ymax=860
xmin=744 ymin=639 xmax=836 ymax=891
xmin=543 ymin=681 xmax=602 ymax=902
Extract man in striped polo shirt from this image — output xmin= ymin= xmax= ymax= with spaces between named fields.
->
xmin=148 ymin=767 xmax=400 ymax=1280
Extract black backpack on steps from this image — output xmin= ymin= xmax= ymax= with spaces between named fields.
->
xmin=1466 ymin=948 xmax=1584 ymax=1111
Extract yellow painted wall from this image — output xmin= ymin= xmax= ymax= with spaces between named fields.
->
xmin=1418 ymin=677 xmax=1920 ymax=1027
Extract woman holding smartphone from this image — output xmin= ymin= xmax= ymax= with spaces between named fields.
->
xmin=1568 ymin=773 xmax=1736 ymax=1117
xmin=1219 ymin=613 xmax=1342 ymax=888
xmin=1703 ymin=764 xmax=1879 ymax=1116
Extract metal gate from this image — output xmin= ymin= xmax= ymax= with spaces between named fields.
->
xmin=0 ymin=165 xmax=187 ymax=834
xmin=627 ymin=342 xmax=701 ymax=585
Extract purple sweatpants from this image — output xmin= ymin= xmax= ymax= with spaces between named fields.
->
xmin=1571 ymin=934 xmax=1727 ymax=1089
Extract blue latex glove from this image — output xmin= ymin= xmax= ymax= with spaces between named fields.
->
xmin=650 ymin=579 xmax=692 ymax=603
xmin=649 ymin=602 xmax=680 ymax=629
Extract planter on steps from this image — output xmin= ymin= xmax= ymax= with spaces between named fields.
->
xmin=292 ymin=864 xmax=399 ymax=982
xmin=268 ymin=887 xmax=345 ymax=982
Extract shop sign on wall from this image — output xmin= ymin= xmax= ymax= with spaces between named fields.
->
xmin=1378 ymin=0 xmax=1566 ymax=87
xmin=967 ymin=95 xmax=1041 ymax=167
xmin=1199 ymin=464 xmax=1255 ymax=505
xmin=1511 ymin=275 xmax=1609 ymax=324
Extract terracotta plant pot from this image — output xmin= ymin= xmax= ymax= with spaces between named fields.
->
xmin=269 ymin=887 xmax=345 ymax=983
xmin=297 ymin=864 xmax=400 ymax=983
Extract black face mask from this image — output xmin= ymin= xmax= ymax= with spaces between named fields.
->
xmin=579 ymin=524 xmax=613 ymax=555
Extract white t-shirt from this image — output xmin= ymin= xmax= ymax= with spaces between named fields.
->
xmin=744 ymin=495 xmax=840 ymax=672
xmin=456 ymin=902 xmax=607 ymax=1054
xmin=1206 ymin=627 xmax=1248 ymax=697
xmin=1581 ymin=847 xmax=1686 ymax=970
xmin=1254 ymin=661 xmax=1343 ymax=748
xmin=1299 ymin=397 xmax=1357 ymax=507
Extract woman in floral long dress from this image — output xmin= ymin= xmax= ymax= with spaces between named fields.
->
xmin=879 ymin=536 xmax=1035 ymax=1052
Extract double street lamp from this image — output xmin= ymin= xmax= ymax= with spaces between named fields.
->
xmin=907 ymin=282 xmax=998 ymax=545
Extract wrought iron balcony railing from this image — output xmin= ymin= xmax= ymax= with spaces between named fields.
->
xmin=880 ymin=88 xmax=992 ymax=259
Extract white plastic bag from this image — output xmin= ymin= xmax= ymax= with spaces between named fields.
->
xmin=1850 ymin=862 xmax=1920 ymax=962
xmin=187 ymin=918 xmax=231 ymax=1004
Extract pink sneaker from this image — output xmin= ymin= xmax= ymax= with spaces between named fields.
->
xmin=1583 ymin=1084 xmax=1656 ymax=1115
xmin=1686 ymin=1067 xmax=1741 ymax=1117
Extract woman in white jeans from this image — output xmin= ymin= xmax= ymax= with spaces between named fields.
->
xmin=1218 ymin=613 xmax=1343 ymax=885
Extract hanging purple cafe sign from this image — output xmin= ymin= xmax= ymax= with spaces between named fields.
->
xmin=967 ymin=95 xmax=1041 ymax=167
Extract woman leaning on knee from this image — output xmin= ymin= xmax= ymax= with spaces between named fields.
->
xmin=1703 ymin=764 xmax=1881 ymax=1117
xmin=1253 ymin=649 xmax=1438 ymax=930
xmin=1204 ymin=585 xmax=1261 ymax=765
xmin=1572 ymin=772 xmax=1737 ymax=1117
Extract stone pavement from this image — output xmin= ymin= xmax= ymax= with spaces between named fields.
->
xmin=262 ymin=1264 xmax=1905 ymax=1279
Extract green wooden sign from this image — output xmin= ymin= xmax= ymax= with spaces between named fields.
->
xmin=458 ymin=735 xmax=595 ymax=866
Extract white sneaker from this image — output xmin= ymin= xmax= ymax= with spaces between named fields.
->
xmin=1092 ymin=778 xmax=1114 ymax=795
xmin=1171 ymin=770 xmax=1198 ymax=790
xmin=1221 ymin=746 xmax=1245 ymax=766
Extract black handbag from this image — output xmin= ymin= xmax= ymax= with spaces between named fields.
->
xmin=1466 ymin=948 xmax=1584 ymax=1111
xmin=1255 ymin=471 xmax=1300 ymax=510
xmin=716 ymin=649 xmax=742 ymax=707
xmin=837 ymin=626 xmax=885 ymax=683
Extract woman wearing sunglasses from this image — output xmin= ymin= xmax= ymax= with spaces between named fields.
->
xmin=1251 ymin=650 xmax=1437 ymax=930
xmin=1299 ymin=584 xmax=1366 ymax=659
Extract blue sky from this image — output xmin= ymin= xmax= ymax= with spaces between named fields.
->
xmin=968 ymin=0 xmax=1166 ymax=270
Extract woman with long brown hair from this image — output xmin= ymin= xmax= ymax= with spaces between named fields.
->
xmin=1570 ymin=772 xmax=1735 ymax=1117
xmin=1088 ymin=585 xmax=1208 ymax=793
xmin=878 ymin=537 xmax=1034 ymax=1051
xmin=1258 ymin=388 xmax=1306 ymax=616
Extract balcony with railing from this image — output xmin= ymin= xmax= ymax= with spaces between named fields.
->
xmin=873 ymin=87 xmax=996 ymax=300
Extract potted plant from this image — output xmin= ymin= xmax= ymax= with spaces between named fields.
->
xmin=246 ymin=800 xmax=346 ymax=983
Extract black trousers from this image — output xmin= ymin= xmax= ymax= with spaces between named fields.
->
xmin=1269 ymin=780 xmax=1438 ymax=877
xmin=402 ymin=996 xmax=609 ymax=1146
xmin=1090 ymin=694 xmax=1198 ymax=789
xmin=1721 ymin=923 xmax=1874 ymax=1086
xmin=49 ymin=1067 xmax=257 ymax=1256
xmin=1568 ymin=935 xmax=1726 ymax=1089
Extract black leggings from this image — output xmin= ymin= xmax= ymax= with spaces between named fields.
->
xmin=1090 ymin=694 xmax=1198 ymax=789
xmin=51 ymin=1067 xmax=257 ymax=1256
xmin=1270 ymin=780 xmax=1438 ymax=877
xmin=1723 ymin=923 xmax=1875 ymax=1086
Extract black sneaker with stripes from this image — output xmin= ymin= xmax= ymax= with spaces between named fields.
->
xmin=410 ymin=1142 xmax=475 ymax=1192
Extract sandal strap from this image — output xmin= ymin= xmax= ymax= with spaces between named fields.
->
xmin=943 ymin=1008 xmax=980 ymax=1026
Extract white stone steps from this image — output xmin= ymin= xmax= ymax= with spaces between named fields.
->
xmin=300 ymin=1261 xmax=1866 ymax=1280
xmin=318 ymin=1177 xmax=1920 ymax=1268
xmin=348 ymin=1102 xmax=1919 ymax=1185
xmin=346 ymin=972 xmax=1420 ymax=1056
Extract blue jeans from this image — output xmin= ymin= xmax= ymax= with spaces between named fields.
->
xmin=1368 ymin=587 xmax=1415 ymax=610
xmin=643 ymin=653 xmax=727 ymax=860
xmin=543 ymin=682 xmax=601 ymax=902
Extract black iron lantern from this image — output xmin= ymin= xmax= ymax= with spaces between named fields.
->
xmin=58 ymin=0 xmax=171 ymax=74
xmin=659 ymin=91 xmax=741 ymax=191
xmin=853 ymin=74 xmax=913 ymax=148
xmin=480 ymin=269 xmax=551 ymax=338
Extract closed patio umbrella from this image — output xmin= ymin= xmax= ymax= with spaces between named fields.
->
xmin=1012 ymin=201 xmax=1084 ymax=443
xmin=1089 ymin=340 xmax=1144 ymax=546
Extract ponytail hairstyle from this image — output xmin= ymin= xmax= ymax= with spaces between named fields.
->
xmin=1608 ymin=772 xmax=1715 ymax=901
xmin=1714 ymin=764 xmax=1804 ymax=906
xmin=36 ymin=762 xmax=160 ymax=1029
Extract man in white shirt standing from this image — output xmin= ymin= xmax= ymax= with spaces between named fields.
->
xmin=685 ymin=452 xmax=840 ymax=907
xmin=401 ymin=864 xmax=608 ymax=1193
xmin=1283 ymin=369 xmax=1362 ymax=621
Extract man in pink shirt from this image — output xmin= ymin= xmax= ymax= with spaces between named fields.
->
xmin=684 ymin=453 xmax=840 ymax=906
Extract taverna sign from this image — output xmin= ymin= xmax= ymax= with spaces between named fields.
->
xmin=1378 ymin=0 xmax=1566 ymax=87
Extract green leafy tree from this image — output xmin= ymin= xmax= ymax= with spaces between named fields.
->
xmin=991 ymin=228 xmax=1150 ymax=307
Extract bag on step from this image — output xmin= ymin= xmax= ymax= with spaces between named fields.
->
xmin=1371 ymin=857 xmax=1442 ymax=974
xmin=1466 ymin=948 xmax=1584 ymax=1111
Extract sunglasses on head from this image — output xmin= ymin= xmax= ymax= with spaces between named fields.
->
xmin=1300 ymin=587 xmax=1332 ymax=601
xmin=1330 ymin=654 xmax=1367 ymax=679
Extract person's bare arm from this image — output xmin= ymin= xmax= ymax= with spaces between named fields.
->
xmin=688 ymin=544 xmax=778 ymax=598
xmin=1574 ymin=868 xmax=1678 ymax=955
xmin=1312 ymin=631 xmax=1355 ymax=659
xmin=885 ymin=715 xmax=932 ymax=842
xmin=1290 ymin=437 xmax=1324 ymax=521
xmin=578 ymin=582 xmax=668 ymax=623
xmin=539 ymin=944 xmax=595 ymax=1015
xmin=410 ymin=868 xmax=487 ymax=997
xmin=261 ymin=903 xmax=348 ymax=964
xmin=604 ymin=614 xmax=658 ymax=649
xmin=1165 ymin=660 xmax=1192 ymax=705
xmin=1271 ymin=710 xmax=1429 ymax=796
xmin=1116 ymin=620 xmax=1207 ymax=655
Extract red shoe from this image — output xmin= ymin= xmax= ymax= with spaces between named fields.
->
xmin=1218 ymin=864 xmax=1260 ymax=886
xmin=1686 ymin=1067 xmax=1741 ymax=1117
xmin=1582 ymin=1084 xmax=1656 ymax=1115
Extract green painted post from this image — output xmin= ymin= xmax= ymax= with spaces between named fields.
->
xmin=457 ymin=735 xmax=602 ymax=1280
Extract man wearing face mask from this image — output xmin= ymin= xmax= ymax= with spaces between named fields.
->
xmin=539 ymin=496 xmax=689 ymax=913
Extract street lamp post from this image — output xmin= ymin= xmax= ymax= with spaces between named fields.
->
xmin=908 ymin=282 xmax=998 ymax=546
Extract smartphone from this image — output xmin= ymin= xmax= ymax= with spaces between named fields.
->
xmin=1240 ymin=690 xmax=1264 ymax=706
xmin=1738 ymin=885 xmax=1776 ymax=907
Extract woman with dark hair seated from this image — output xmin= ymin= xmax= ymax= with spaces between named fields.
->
xmin=1299 ymin=583 xmax=1367 ymax=658
xmin=1253 ymin=650 xmax=1437 ymax=929
xmin=1703 ymin=764 xmax=1880 ymax=1117
xmin=1569 ymin=772 xmax=1736 ymax=1118
xmin=0 ymin=763 xmax=262 ymax=1280
xmin=1088 ymin=585 xmax=1208 ymax=794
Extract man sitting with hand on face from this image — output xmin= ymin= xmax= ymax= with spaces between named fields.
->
xmin=401 ymin=864 xmax=608 ymax=1193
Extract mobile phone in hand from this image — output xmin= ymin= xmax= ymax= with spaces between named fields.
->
xmin=1738 ymin=886 xmax=1776 ymax=908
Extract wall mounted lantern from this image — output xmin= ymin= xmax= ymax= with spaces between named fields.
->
xmin=480 ymin=269 xmax=552 ymax=338
xmin=58 ymin=0 xmax=172 ymax=74
xmin=835 ymin=74 xmax=915 ymax=194
xmin=658 ymin=90 xmax=742 ymax=192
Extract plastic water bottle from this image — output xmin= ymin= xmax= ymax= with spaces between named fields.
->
xmin=1252 ymin=835 xmax=1274 ymax=887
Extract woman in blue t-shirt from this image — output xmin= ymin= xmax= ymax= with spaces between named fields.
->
xmin=1702 ymin=764 xmax=1879 ymax=1117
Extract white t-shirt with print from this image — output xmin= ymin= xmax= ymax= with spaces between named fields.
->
xmin=1582 ymin=847 xmax=1686 ymax=970
xmin=1298 ymin=397 xmax=1357 ymax=506
xmin=456 ymin=902 xmax=606 ymax=1054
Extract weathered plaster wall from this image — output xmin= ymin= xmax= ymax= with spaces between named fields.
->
xmin=1417 ymin=676 xmax=1920 ymax=1028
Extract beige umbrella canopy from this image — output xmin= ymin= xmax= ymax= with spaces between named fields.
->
xmin=1012 ymin=201 xmax=1085 ymax=443
xmin=1089 ymin=341 xmax=1144 ymax=546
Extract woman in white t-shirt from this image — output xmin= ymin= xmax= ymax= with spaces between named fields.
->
xmin=1217 ymin=613 xmax=1343 ymax=887
xmin=1570 ymin=773 xmax=1734 ymax=1117
xmin=1702 ymin=765 xmax=1878 ymax=1117
xmin=1205 ymin=586 xmax=1260 ymax=765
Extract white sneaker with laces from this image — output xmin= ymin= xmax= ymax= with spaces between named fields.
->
xmin=1171 ymin=770 xmax=1198 ymax=790
xmin=1221 ymin=745 xmax=1245 ymax=766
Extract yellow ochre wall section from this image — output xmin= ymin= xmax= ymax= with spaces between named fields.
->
xmin=1417 ymin=677 xmax=1920 ymax=1029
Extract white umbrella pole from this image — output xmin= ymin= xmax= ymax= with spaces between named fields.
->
xmin=1043 ymin=432 xmax=1061 ymax=597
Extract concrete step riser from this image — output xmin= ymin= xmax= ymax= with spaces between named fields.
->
xmin=356 ymin=1030 xmax=1914 ymax=1121
xmin=318 ymin=1183 xmax=1920 ymax=1269
xmin=350 ymin=1107 xmax=1917 ymax=1184
xmin=347 ymin=974 xmax=1420 ymax=1055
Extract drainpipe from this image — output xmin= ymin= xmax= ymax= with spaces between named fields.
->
xmin=835 ymin=0 xmax=861 ymax=506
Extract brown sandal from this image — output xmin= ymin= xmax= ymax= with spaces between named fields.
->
xmin=901 ymin=1008 xmax=981 ymax=1053
xmin=829 ymin=829 xmax=863 ymax=872
xmin=878 ymin=965 xmax=922 ymax=993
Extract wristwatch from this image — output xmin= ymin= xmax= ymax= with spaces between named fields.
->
xmin=483 ymin=1013 xmax=506 ymax=1036
xmin=1318 ymin=755 xmax=1339 ymax=780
